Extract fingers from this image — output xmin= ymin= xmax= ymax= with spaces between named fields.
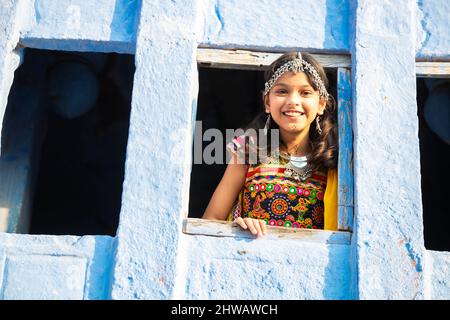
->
xmin=259 ymin=219 xmax=267 ymax=235
xmin=252 ymin=218 xmax=264 ymax=237
xmin=235 ymin=217 xmax=267 ymax=237
xmin=244 ymin=218 xmax=259 ymax=236
xmin=234 ymin=217 xmax=247 ymax=230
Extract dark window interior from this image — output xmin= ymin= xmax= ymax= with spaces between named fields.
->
xmin=417 ymin=78 xmax=450 ymax=251
xmin=189 ymin=66 xmax=337 ymax=218
xmin=2 ymin=48 xmax=135 ymax=236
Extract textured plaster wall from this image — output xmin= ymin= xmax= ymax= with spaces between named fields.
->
xmin=202 ymin=0 xmax=349 ymax=52
xmin=0 ymin=0 xmax=130 ymax=300
xmin=177 ymin=234 xmax=351 ymax=299
xmin=20 ymin=0 xmax=141 ymax=53
xmin=351 ymin=0 xmax=426 ymax=299
xmin=109 ymin=0 xmax=203 ymax=299
xmin=416 ymin=0 xmax=450 ymax=59
xmin=109 ymin=0 xmax=354 ymax=300
xmin=427 ymin=251 xmax=450 ymax=299
xmin=0 ymin=0 xmax=449 ymax=300
xmin=0 ymin=233 xmax=114 ymax=299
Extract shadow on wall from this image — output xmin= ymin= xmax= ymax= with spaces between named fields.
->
xmin=322 ymin=0 xmax=355 ymax=299
xmin=323 ymin=243 xmax=353 ymax=299
xmin=110 ymin=0 xmax=142 ymax=44
xmin=87 ymin=235 xmax=118 ymax=299
xmin=325 ymin=0 xmax=349 ymax=51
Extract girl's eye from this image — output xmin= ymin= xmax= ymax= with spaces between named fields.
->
xmin=302 ymin=91 xmax=313 ymax=96
xmin=275 ymin=89 xmax=287 ymax=94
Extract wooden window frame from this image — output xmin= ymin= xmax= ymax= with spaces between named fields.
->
xmin=184 ymin=48 xmax=354 ymax=244
xmin=416 ymin=61 xmax=450 ymax=78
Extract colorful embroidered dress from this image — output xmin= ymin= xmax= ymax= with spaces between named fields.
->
xmin=227 ymin=136 xmax=330 ymax=230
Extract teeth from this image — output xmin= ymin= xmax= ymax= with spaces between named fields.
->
xmin=283 ymin=111 xmax=303 ymax=116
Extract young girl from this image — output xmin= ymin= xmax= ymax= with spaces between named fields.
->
xmin=202 ymin=52 xmax=338 ymax=237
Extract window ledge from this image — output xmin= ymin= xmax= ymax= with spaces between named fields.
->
xmin=183 ymin=218 xmax=351 ymax=245
xmin=416 ymin=61 xmax=450 ymax=78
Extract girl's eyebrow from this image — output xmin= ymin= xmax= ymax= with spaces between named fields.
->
xmin=274 ymin=83 xmax=313 ymax=88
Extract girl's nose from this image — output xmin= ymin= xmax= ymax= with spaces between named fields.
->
xmin=287 ymin=92 xmax=302 ymax=105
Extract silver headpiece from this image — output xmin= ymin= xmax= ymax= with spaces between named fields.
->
xmin=264 ymin=52 xmax=329 ymax=100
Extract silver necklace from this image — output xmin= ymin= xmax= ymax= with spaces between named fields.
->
xmin=269 ymin=149 xmax=314 ymax=182
xmin=284 ymin=163 xmax=314 ymax=182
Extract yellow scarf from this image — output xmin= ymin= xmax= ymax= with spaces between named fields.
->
xmin=323 ymin=168 xmax=338 ymax=231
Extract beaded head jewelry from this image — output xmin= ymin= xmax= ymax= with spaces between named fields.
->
xmin=264 ymin=52 xmax=329 ymax=101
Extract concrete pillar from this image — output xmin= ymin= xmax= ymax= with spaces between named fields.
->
xmin=109 ymin=0 xmax=203 ymax=299
xmin=351 ymin=0 xmax=426 ymax=299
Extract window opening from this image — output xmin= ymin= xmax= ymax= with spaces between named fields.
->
xmin=1 ymin=48 xmax=135 ymax=236
xmin=188 ymin=64 xmax=337 ymax=221
xmin=417 ymin=77 xmax=450 ymax=251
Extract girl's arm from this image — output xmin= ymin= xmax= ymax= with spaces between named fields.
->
xmin=202 ymin=152 xmax=247 ymax=220
xmin=202 ymin=149 xmax=267 ymax=237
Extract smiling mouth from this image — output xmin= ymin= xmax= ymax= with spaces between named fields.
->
xmin=282 ymin=110 xmax=304 ymax=117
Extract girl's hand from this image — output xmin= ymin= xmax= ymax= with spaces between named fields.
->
xmin=234 ymin=217 xmax=267 ymax=237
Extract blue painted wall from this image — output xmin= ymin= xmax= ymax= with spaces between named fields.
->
xmin=0 ymin=0 xmax=449 ymax=299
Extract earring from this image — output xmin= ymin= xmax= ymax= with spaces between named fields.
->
xmin=264 ymin=113 xmax=271 ymax=135
xmin=316 ymin=116 xmax=322 ymax=135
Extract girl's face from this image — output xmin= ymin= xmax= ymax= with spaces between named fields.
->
xmin=264 ymin=71 xmax=326 ymax=138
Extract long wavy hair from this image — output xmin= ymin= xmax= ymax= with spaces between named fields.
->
xmin=240 ymin=52 xmax=338 ymax=171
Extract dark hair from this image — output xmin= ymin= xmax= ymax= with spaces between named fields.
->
xmin=240 ymin=52 xmax=338 ymax=171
